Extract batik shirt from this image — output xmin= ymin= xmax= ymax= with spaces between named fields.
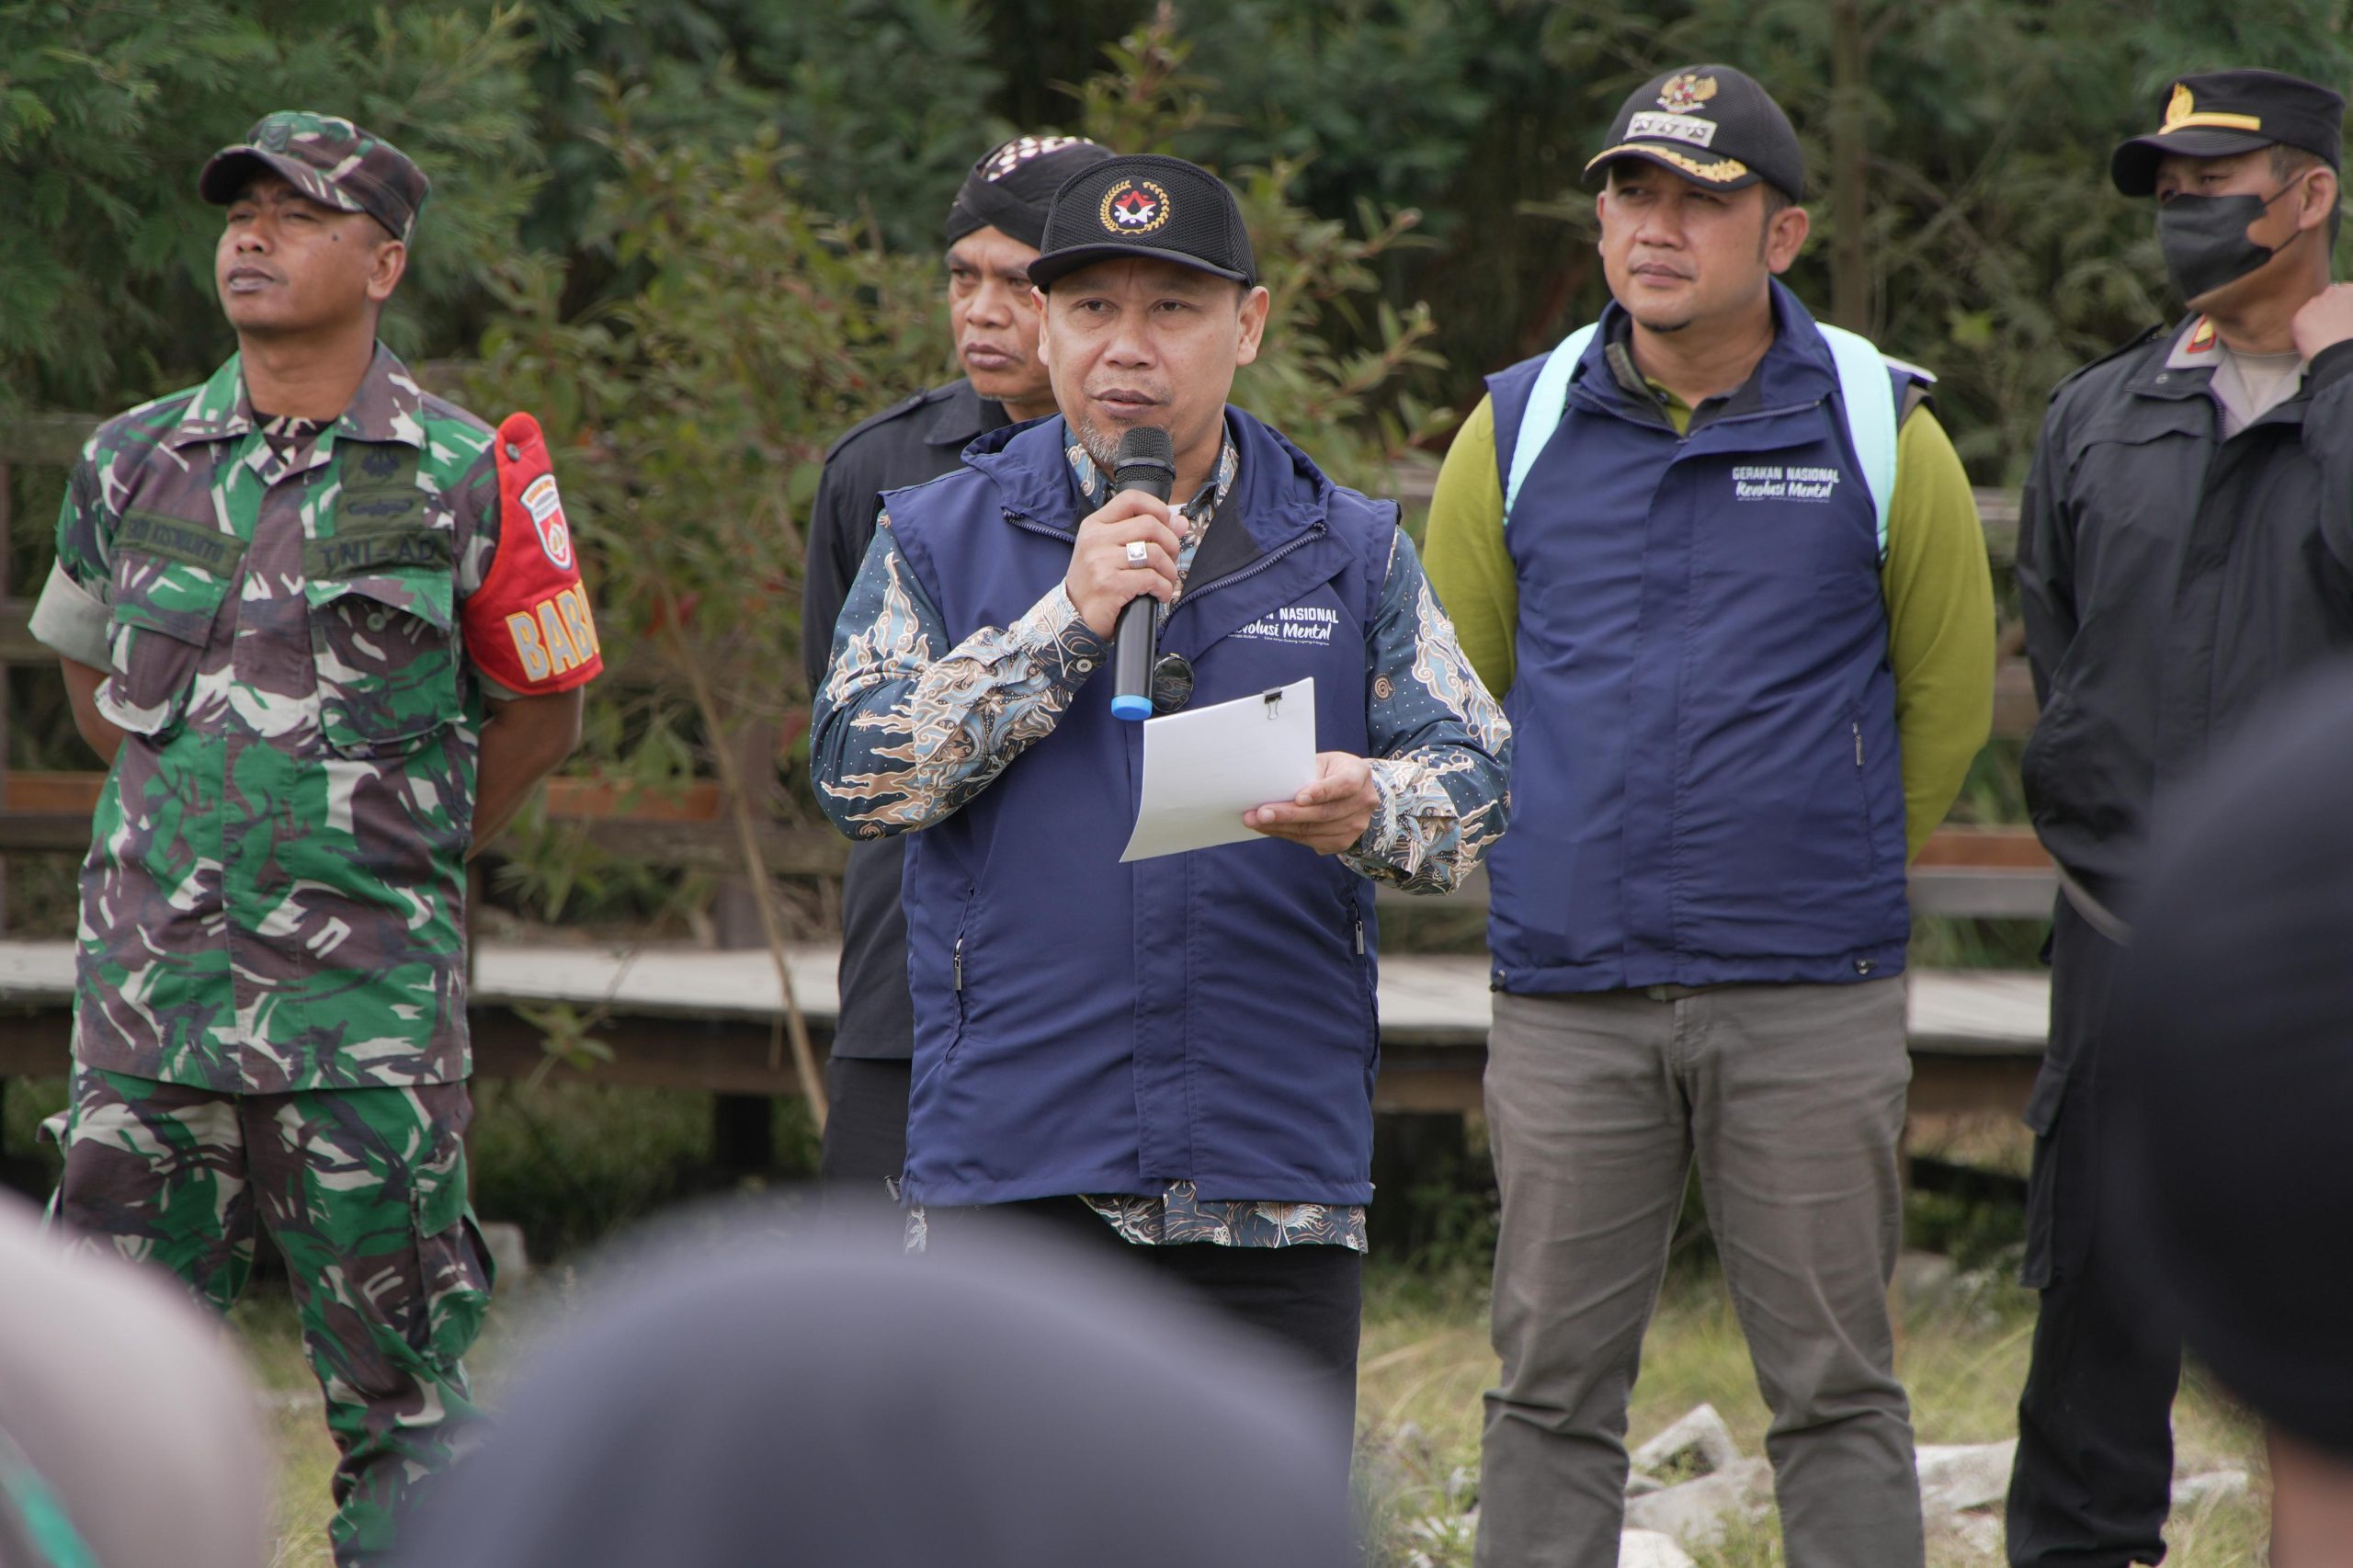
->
xmin=821 ymin=431 xmax=1513 ymax=1250
xmin=32 ymin=347 xmax=601 ymax=1094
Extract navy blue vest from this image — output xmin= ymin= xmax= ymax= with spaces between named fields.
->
xmin=1485 ymin=282 xmax=1913 ymax=993
xmin=883 ymin=410 xmax=1395 ymax=1207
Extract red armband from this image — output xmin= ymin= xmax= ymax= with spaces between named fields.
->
xmin=466 ymin=412 xmax=605 ymax=694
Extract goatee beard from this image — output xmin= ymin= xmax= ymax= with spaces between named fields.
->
xmin=1073 ymin=418 xmax=1124 ymax=474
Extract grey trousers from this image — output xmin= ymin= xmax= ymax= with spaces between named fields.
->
xmin=1475 ymin=982 xmax=1925 ymax=1568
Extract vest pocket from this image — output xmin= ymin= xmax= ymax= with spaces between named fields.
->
xmin=100 ymin=554 xmax=232 ymax=737
xmin=305 ymin=567 xmax=461 ymax=757
xmin=1846 ymin=709 xmax=1881 ymax=882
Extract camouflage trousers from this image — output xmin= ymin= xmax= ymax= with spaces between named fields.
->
xmin=48 ymin=1066 xmax=493 ymax=1566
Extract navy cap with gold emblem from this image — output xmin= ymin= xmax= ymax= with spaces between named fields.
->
xmin=1583 ymin=64 xmax=1807 ymax=201
xmin=1026 ymin=153 xmax=1257 ymax=291
xmin=2111 ymin=69 xmax=2345 ymax=196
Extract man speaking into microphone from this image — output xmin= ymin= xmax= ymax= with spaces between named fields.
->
xmin=811 ymin=153 xmax=1509 ymax=1465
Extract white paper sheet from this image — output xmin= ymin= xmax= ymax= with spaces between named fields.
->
xmin=1119 ymin=677 xmax=1319 ymax=862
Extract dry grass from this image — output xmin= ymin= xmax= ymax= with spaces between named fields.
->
xmin=240 ymin=1256 xmax=2273 ymax=1568
xmin=1357 ymin=1265 xmax=2273 ymax=1567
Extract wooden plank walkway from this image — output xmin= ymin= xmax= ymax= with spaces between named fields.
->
xmin=0 ymin=941 xmax=2048 ymax=1117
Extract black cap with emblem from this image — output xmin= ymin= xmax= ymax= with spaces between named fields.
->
xmin=2110 ymin=68 xmax=2345 ymax=197
xmin=1583 ymin=65 xmax=1806 ymax=202
xmin=1026 ymin=153 xmax=1258 ymax=291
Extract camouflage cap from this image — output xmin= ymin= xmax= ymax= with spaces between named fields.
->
xmin=199 ymin=111 xmax=429 ymax=244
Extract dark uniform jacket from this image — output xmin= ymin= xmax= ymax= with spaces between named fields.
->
xmin=2018 ymin=321 xmax=2353 ymax=908
xmin=800 ymin=379 xmax=1007 ymax=1059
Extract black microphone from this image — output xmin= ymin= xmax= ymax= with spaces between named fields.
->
xmin=1108 ymin=426 xmax=1176 ymax=721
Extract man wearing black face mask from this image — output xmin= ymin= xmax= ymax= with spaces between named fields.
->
xmin=2007 ymin=67 xmax=2353 ymax=1568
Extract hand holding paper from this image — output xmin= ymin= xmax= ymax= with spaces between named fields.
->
xmin=1243 ymin=752 xmax=1381 ymax=853
xmin=1120 ymin=678 xmax=1320 ymax=861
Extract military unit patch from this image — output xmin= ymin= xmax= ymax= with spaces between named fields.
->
xmin=520 ymin=473 xmax=574 ymax=569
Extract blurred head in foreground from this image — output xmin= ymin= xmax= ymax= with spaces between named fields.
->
xmin=0 ymin=1193 xmax=271 ymax=1568
xmin=396 ymin=1204 xmax=1358 ymax=1568
xmin=2113 ymin=663 xmax=2353 ymax=1551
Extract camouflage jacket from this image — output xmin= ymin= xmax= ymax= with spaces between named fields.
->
xmin=33 ymin=347 xmax=589 ymax=1093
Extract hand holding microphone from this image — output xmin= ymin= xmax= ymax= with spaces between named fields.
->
xmin=1063 ymin=428 xmax=1179 ymax=720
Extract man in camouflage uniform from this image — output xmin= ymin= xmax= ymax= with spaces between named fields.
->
xmin=31 ymin=113 xmax=603 ymax=1565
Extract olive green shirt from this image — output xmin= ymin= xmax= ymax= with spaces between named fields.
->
xmin=1424 ymin=381 xmax=1995 ymax=862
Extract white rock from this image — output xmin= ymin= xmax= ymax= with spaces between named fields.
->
xmin=1623 ymin=1457 xmax=1771 ymax=1549
xmin=1618 ymin=1527 xmax=1698 ymax=1568
xmin=2174 ymin=1469 xmax=2251 ymax=1509
xmin=1631 ymin=1403 xmax=1744 ymax=1481
xmin=480 ymin=1220 xmax=530 ymax=1284
xmin=1915 ymin=1439 xmax=2018 ymax=1515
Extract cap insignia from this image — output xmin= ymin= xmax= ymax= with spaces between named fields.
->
xmin=1099 ymin=177 xmax=1172 ymax=234
xmin=2158 ymin=81 xmax=2263 ymax=134
xmin=1657 ymin=74 xmax=1719 ymax=114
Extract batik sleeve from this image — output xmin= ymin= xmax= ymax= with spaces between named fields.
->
xmin=811 ymin=517 xmax=1109 ymax=835
xmin=1340 ymin=528 xmax=1514 ymax=892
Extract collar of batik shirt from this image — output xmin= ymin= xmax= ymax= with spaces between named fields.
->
xmin=163 ymin=342 xmax=431 ymax=460
xmin=1062 ymin=429 xmax=1242 ymax=559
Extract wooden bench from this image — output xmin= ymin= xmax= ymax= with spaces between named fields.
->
xmin=0 ymin=937 xmax=2045 ymax=1116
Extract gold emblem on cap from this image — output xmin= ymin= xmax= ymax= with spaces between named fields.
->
xmin=1584 ymin=143 xmax=1750 ymax=185
xmin=1099 ymin=177 xmax=1173 ymax=236
xmin=1656 ymin=74 xmax=1719 ymax=114
xmin=2159 ymin=81 xmax=2262 ymax=134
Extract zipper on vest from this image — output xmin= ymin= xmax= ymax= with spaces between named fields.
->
xmin=1852 ymin=720 xmax=1864 ymax=767
xmin=1179 ymin=525 xmax=1325 ymax=607
xmin=952 ymin=936 xmax=965 ymax=992
xmin=1007 ymin=514 xmax=1078 ymax=545
xmin=1353 ymin=916 xmax=1366 ymax=956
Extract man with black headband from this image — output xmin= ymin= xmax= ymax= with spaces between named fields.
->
xmin=2007 ymin=67 xmax=2353 ymax=1568
xmin=801 ymin=133 xmax=1109 ymax=1192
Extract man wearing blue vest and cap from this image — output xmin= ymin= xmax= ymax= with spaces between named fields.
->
xmin=811 ymin=153 xmax=1511 ymax=1470
xmin=1423 ymin=66 xmax=1995 ymax=1567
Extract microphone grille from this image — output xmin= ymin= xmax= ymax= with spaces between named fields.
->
xmin=1113 ymin=426 xmax=1175 ymax=470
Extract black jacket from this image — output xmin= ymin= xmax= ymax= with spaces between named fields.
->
xmin=2018 ymin=320 xmax=2353 ymax=903
xmin=801 ymin=380 xmax=1007 ymax=1058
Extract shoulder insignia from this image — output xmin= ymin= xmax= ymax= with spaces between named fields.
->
xmin=2052 ymin=322 xmax=2167 ymax=401
xmin=465 ymin=412 xmax=603 ymax=694
xmin=823 ymin=384 xmax=949 ymax=464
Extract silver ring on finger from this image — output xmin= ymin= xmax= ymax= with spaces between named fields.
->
xmin=1124 ymin=540 xmax=1150 ymax=567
